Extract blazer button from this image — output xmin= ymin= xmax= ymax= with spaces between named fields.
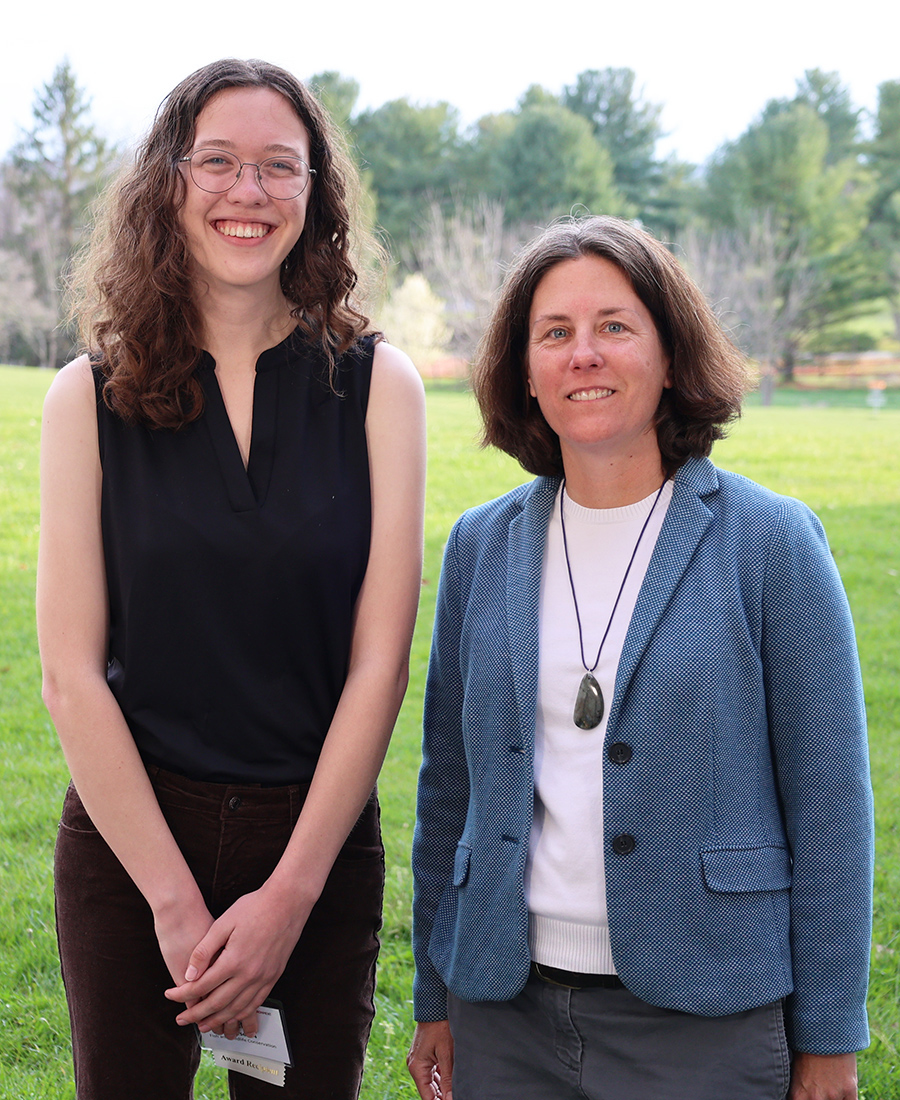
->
xmin=612 ymin=834 xmax=636 ymax=855
xmin=608 ymin=742 xmax=632 ymax=765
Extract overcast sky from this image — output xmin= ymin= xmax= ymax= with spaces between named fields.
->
xmin=4 ymin=0 xmax=898 ymax=168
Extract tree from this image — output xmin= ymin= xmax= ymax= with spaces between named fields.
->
xmin=766 ymin=69 xmax=861 ymax=166
xmin=376 ymin=272 xmax=451 ymax=370
xmin=308 ymin=71 xmax=359 ymax=130
xmin=681 ymin=213 xmax=819 ymax=403
xmin=410 ymin=197 xmax=526 ymax=358
xmin=351 ymin=98 xmax=461 ymax=251
xmin=865 ymin=80 xmax=900 ymax=342
xmin=517 ymin=84 xmax=559 ymax=111
xmin=0 ymin=245 xmax=56 ymax=364
xmin=5 ymin=59 xmax=116 ymax=366
xmin=563 ymin=68 xmax=664 ymax=214
xmin=700 ymin=101 xmax=874 ymax=377
xmin=645 ymin=155 xmax=703 ymax=241
xmin=483 ymin=102 xmax=625 ymax=226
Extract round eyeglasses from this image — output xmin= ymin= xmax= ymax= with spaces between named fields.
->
xmin=178 ymin=148 xmax=316 ymax=200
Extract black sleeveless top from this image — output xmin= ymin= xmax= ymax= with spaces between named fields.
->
xmin=94 ymin=331 xmax=374 ymax=784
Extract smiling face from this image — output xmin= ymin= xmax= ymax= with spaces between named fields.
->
xmin=177 ymin=86 xmax=312 ymax=299
xmin=526 ymin=253 xmax=672 ymax=489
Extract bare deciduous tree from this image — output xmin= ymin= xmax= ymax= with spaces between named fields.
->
xmin=410 ymin=198 xmax=527 ymax=360
xmin=0 ymin=246 xmax=56 ymax=364
xmin=680 ymin=211 xmax=819 ymax=402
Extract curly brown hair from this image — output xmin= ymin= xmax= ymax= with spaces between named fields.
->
xmin=472 ymin=216 xmax=750 ymax=477
xmin=70 ymin=58 xmax=378 ymax=429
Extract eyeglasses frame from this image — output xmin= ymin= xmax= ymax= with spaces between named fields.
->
xmin=177 ymin=148 xmax=317 ymax=199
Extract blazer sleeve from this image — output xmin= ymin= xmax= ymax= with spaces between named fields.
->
xmin=761 ymin=497 xmax=874 ymax=1053
xmin=411 ymin=520 xmax=471 ymax=1021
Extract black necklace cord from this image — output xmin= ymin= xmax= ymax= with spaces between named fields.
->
xmin=559 ymin=479 xmax=667 ymax=675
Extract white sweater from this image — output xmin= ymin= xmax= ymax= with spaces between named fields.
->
xmin=526 ymin=480 xmax=672 ymax=974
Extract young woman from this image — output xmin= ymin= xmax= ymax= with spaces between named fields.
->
xmin=37 ymin=58 xmax=425 ymax=1100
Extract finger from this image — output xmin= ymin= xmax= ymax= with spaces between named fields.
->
xmin=165 ymin=945 xmax=232 ymax=1003
xmin=176 ymin=978 xmax=269 ymax=1031
xmin=213 ymin=1010 xmax=257 ymax=1041
xmin=183 ymin=919 xmax=232 ymax=982
xmin=406 ymin=1054 xmax=438 ymax=1100
xmin=166 ymin=962 xmax=233 ymax=1004
xmin=437 ymin=1046 xmax=454 ymax=1100
xmin=174 ymin=976 xmax=244 ymax=1027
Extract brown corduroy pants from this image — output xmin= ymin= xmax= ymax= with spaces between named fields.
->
xmin=54 ymin=767 xmax=384 ymax=1100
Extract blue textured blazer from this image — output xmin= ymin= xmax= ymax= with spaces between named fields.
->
xmin=412 ymin=457 xmax=873 ymax=1055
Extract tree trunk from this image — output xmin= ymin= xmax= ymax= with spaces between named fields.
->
xmin=779 ymin=342 xmax=797 ymax=384
xmin=759 ymin=362 xmax=776 ymax=406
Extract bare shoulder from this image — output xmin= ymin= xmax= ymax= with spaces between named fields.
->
xmin=370 ymin=339 xmax=425 ymax=410
xmin=43 ymin=355 xmax=97 ymax=422
xmin=41 ymin=355 xmax=101 ymax=476
xmin=365 ymin=340 xmax=426 ymax=495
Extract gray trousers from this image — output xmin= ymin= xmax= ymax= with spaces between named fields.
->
xmin=448 ymin=975 xmax=790 ymax=1100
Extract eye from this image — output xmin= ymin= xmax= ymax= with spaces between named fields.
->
xmin=549 ymin=327 xmax=568 ymax=340
xmin=193 ymin=150 xmax=237 ymax=172
xmin=262 ymin=157 xmax=303 ymax=177
xmin=605 ymin=321 xmax=625 ymax=334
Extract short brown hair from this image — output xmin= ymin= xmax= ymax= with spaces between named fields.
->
xmin=71 ymin=58 xmax=377 ymax=429
xmin=472 ymin=216 xmax=749 ymax=477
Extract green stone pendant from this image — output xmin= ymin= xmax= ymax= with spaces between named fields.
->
xmin=574 ymin=672 xmax=604 ymax=730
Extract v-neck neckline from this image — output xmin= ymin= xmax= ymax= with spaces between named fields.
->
xmin=197 ymin=333 xmax=295 ymax=512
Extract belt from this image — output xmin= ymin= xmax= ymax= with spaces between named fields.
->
xmin=530 ymin=962 xmax=624 ymax=990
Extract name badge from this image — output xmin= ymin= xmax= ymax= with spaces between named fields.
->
xmin=199 ymin=1002 xmax=292 ymax=1086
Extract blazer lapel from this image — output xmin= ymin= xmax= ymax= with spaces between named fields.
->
xmin=609 ymin=458 xmax=718 ymax=725
xmin=506 ymin=477 xmax=559 ymax=739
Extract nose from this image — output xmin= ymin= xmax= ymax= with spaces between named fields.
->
xmin=570 ymin=332 xmax=602 ymax=369
xmin=227 ymin=163 xmax=267 ymax=202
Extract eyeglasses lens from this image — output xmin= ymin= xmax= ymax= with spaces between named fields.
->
xmin=187 ymin=150 xmax=311 ymax=199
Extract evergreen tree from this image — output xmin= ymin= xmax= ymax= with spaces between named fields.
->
xmin=351 ymin=98 xmax=461 ymax=251
xmin=700 ymin=101 xmax=875 ymax=376
xmin=766 ymin=69 xmax=861 ymax=166
xmin=865 ymin=80 xmax=900 ymax=342
xmin=563 ymin=68 xmax=664 ymax=215
xmin=479 ymin=102 xmax=626 ymax=226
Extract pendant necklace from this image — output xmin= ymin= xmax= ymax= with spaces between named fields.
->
xmin=560 ymin=479 xmax=667 ymax=730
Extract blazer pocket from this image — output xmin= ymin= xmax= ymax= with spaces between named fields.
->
xmin=453 ymin=844 xmax=472 ymax=887
xmin=701 ymin=845 xmax=792 ymax=893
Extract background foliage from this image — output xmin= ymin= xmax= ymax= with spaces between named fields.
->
xmin=2 ymin=61 xmax=900 ymax=381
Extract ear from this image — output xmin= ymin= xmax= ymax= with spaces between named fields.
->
xmin=526 ymin=371 xmax=537 ymax=399
xmin=663 ymin=357 xmax=673 ymax=390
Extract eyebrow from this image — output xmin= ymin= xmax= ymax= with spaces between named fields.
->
xmin=194 ymin=139 xmax=305 ymax=157
xmin=531 ymin=307 xmax=635 ymax=327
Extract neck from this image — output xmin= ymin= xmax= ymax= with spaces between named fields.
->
xmin=561 ymin=445 xmax=667 ymax=509
xmin=195 ymin=281 xmax=296 ymax=368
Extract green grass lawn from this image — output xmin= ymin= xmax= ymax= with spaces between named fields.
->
xmin=1 ymin=366 xmax=897 ymax=1098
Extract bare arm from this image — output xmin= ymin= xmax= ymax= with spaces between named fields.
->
xmin=166 ymin=340 xmax=427 ymax=1031
xmin=37 ymin=358 xmax=214 ymax=992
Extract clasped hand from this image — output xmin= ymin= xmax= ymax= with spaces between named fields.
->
xmin=162 ymin=886 xmax=308 ymax=1040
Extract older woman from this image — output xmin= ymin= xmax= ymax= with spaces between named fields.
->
xmin=408 ymin=217 xmax=872 ymax=1100
xmin=38 ymin=59 xmax=425 ymax=1099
